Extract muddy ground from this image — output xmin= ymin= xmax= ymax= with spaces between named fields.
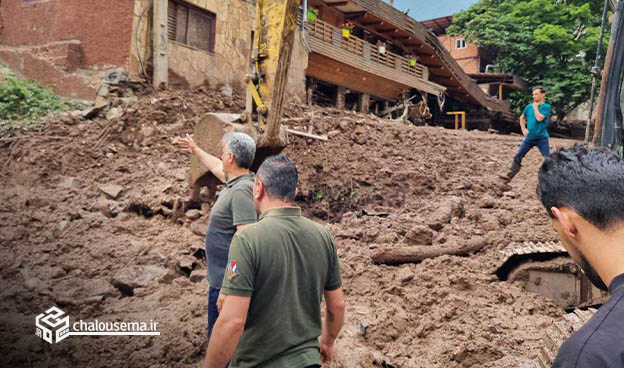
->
xmin=0 ymin=87 xmax=574 ymax=367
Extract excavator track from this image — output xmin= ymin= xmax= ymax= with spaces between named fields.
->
xmin=495 ymin=241 xmax=608 ymax=309
xmin=536 ymin=308 xmax=598 ymax=367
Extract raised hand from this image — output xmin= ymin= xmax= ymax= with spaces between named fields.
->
xmin=178 ymin=134 xmax=197 ymax=154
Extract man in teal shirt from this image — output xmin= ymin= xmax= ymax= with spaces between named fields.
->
xmin=500 ymin=86 xmax=552 ymax=181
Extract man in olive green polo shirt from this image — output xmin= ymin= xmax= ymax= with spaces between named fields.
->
xmin=203 ymin=155 xmax=346 ymax=368
xmin=179 ymin=132 xmax=257 ymax=340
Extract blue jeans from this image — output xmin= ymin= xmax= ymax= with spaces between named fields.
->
xmin=207 ymin=286 xmax=220 ymax=340
xmin=513 ymin=137 xmax=550 ymax=164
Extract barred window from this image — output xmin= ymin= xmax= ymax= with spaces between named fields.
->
xmin=168 ymin=0 xmax=216 ymax=53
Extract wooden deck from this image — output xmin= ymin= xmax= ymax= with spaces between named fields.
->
xmin=305 ymin=19 xmax=445 ymax=99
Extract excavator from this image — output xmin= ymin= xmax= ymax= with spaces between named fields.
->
xmin=188 ymin=0 xmax=299 ymax=201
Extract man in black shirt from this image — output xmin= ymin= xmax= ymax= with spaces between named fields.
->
xmin=537 ymin=145 xmax=624 ymax=367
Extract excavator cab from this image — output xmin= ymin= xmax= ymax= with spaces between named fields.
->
xmin=188 ymin=0 xmax=300 ymax=200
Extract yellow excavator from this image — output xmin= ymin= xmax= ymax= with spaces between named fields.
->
xmin=188 ymin=0 xmax=299 ymax=201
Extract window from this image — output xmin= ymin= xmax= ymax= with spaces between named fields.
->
xmin=456 ymin=38 xmax=466 ymax=49
xmin=168 ymin=0 xmax=216 ymax=53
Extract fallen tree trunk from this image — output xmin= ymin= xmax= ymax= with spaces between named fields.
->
xmin=371 ymin=237 xmax=487 ymax=265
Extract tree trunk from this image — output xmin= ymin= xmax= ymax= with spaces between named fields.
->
xmin=371 ymin=237 xmax=487 ymax=265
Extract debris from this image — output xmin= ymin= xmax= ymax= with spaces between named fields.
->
xmin=360 ymin=321 xmax=368 ymax=336
xmin=98 ymin=183 xmax=124 ymax=199
xmin=58 ymin=176 xmax=77 ymax=190
xmin=285 ymin=128 xmax=328 ymax=141
xmin=405 ymin=225 xmax=434 ymax=245
xmin=190 ymin=220 xmax=207 ymax=237
xmin=428 ymin=197 xmax=464 ymax=230
xmin=185 ymin=209 xmax=201 ymax=220
xmin=189 ymin=270 xmax=205 ymax=283
xmin=111 ymin=266 xmax=170 ymax=296
xmin=219 ymin=85 xmax=233 ymax=97
xmin=106 ymin=107 xmax=122 ymax=120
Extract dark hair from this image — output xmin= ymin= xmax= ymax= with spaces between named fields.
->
xmin=533 ymin=86 xmax=546 ymax=94
xmin=537 ymin=144 xmax=624 ymax=230
xmin=257 ymin=155 xmax=298 ymax=202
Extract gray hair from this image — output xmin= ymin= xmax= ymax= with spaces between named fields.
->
xmin=257 ymin=155 xmax=298 ymax=202
xmin=221 ymin=132 xmax=256 ymax=169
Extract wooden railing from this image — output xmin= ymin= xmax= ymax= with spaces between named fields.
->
xmin=306 ymin=18 xmax=427 ymax=81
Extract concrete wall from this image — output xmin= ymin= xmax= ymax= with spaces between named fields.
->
xmin=129 ymin=0 xmax=256 ymax=92
xmin=0 ymin=0 xmax=135 ymax=99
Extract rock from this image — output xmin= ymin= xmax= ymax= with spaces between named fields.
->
xmin=376 ymin=233 xmax=396 ymax=244
xmin=351 ymin=127 xmax=367 ymax=145
xmin=93 ymin=198 xmax=123 ymax=218
xmin=327 ymin=129 xmax=341 ymax=138
xmin=177 ymin=255 xmax=197 ymax=273
xmin=223 ymin=96 xmax=233 ymax=107
xmin=112 ymin=266 xmax=170 ymax=296
xmin=428 ymin=197 xmax=464 ymax=231
xmin=98 ymin=183 xmax=124 ymax=199
xmin=185 ymin=209 xmax=201 ymax=220
xmin=120 ymin=96 xmax=138 ymax=105
xmin=45 ymin=266 xmax=67 ymax=279
xmin=189 ymin=270 xmax=205 ymax=283
xmin=219 ymin=85 xmax=233 ymax=97
xmin=58 ymin=176 xmax=78 ymax=190
xmin=140 ymin=125 xmax=155 ymax=138
xmin=477 ymin=197 xmax=495 ymax=209
xmin=405 ymin=225 xmax=434 ymax=245
xmin=201 ymin=203 xmax=211 ymax=215
xmin=482 ymin=220 xmax=500 ymax=231
xmin=503 ymin=191 xmax=516 ymax=199
xmin=498 ymin=213 xmax=513 ymax=226
xmin=95 ymin=95 xmax=110 ymax=108
xmin=106 ymin=107 xmax=122 ymax=120
xmin=191 ymin=220 xmax=207 ymax=237
xmin=59 ymin=220 xmax=69 ymax=233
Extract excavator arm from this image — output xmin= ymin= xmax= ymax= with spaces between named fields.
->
xmin=189 ymin=0 xmax=300 ymax=200
xmin=596 ymin=0 xmax=624 ymax=154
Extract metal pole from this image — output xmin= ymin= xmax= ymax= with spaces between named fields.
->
xmin=585 ymin=0 xmax=611 ymax=143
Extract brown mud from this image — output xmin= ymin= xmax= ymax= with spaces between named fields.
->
xmin=0 ymin=88 xmax=574 ymax=367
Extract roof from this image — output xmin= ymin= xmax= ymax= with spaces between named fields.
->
xmin=420 ymin=16 xmax=453 ymax=35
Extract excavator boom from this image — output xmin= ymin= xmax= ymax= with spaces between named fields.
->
xmin=189 ymin=0 xmax=300 ymax=200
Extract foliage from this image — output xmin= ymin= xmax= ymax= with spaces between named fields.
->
xmin=0 ymin=74 xmax=67 ymax=134
xmin=448 ymin=0 xmax=608 ymax=120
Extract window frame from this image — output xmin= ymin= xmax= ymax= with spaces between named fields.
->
xmin=168 ymin=0 xmax=216 ymax=54
xmin=455 ymin=38 xmax=467 ymax=50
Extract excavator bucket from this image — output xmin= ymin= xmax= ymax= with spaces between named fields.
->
xmin=187 ymin=0 xmax=298 ymax=201
xmin=189 ymin=113 xmax=287 ymax=201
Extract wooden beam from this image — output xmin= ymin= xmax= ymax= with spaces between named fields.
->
xmin=344 ymin=11 xmax=367 ymax=19
xmin=378 ymin=28 xmax=398 ymax=34
xmin=362 ymin=21 xmax=382 ymax=26
xmin=327 ymin=1 xmax=348 ymax=6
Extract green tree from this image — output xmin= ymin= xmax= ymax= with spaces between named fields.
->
xmin=448 ymin=0 xmax=608 ymax=121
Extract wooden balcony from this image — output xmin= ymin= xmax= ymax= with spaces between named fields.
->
xmin=305 ymin=18 xmax=445 ymax=99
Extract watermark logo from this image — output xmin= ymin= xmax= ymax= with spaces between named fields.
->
xmin=35 ymin=306 xmax=160 ymax=344
xmin=36 ymin=306 xmax=70 ymax=344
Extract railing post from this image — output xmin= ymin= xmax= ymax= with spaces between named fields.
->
xmin=395 ymin=57 xmax=403 ymax=71
xmin=332 ymin=28 xmax=342 ymax=47
xmin=363 ymin=42 xmax=371 ymax=60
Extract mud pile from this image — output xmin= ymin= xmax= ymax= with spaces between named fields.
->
xmin=1 ymin=90 xmax=573 ymax=367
